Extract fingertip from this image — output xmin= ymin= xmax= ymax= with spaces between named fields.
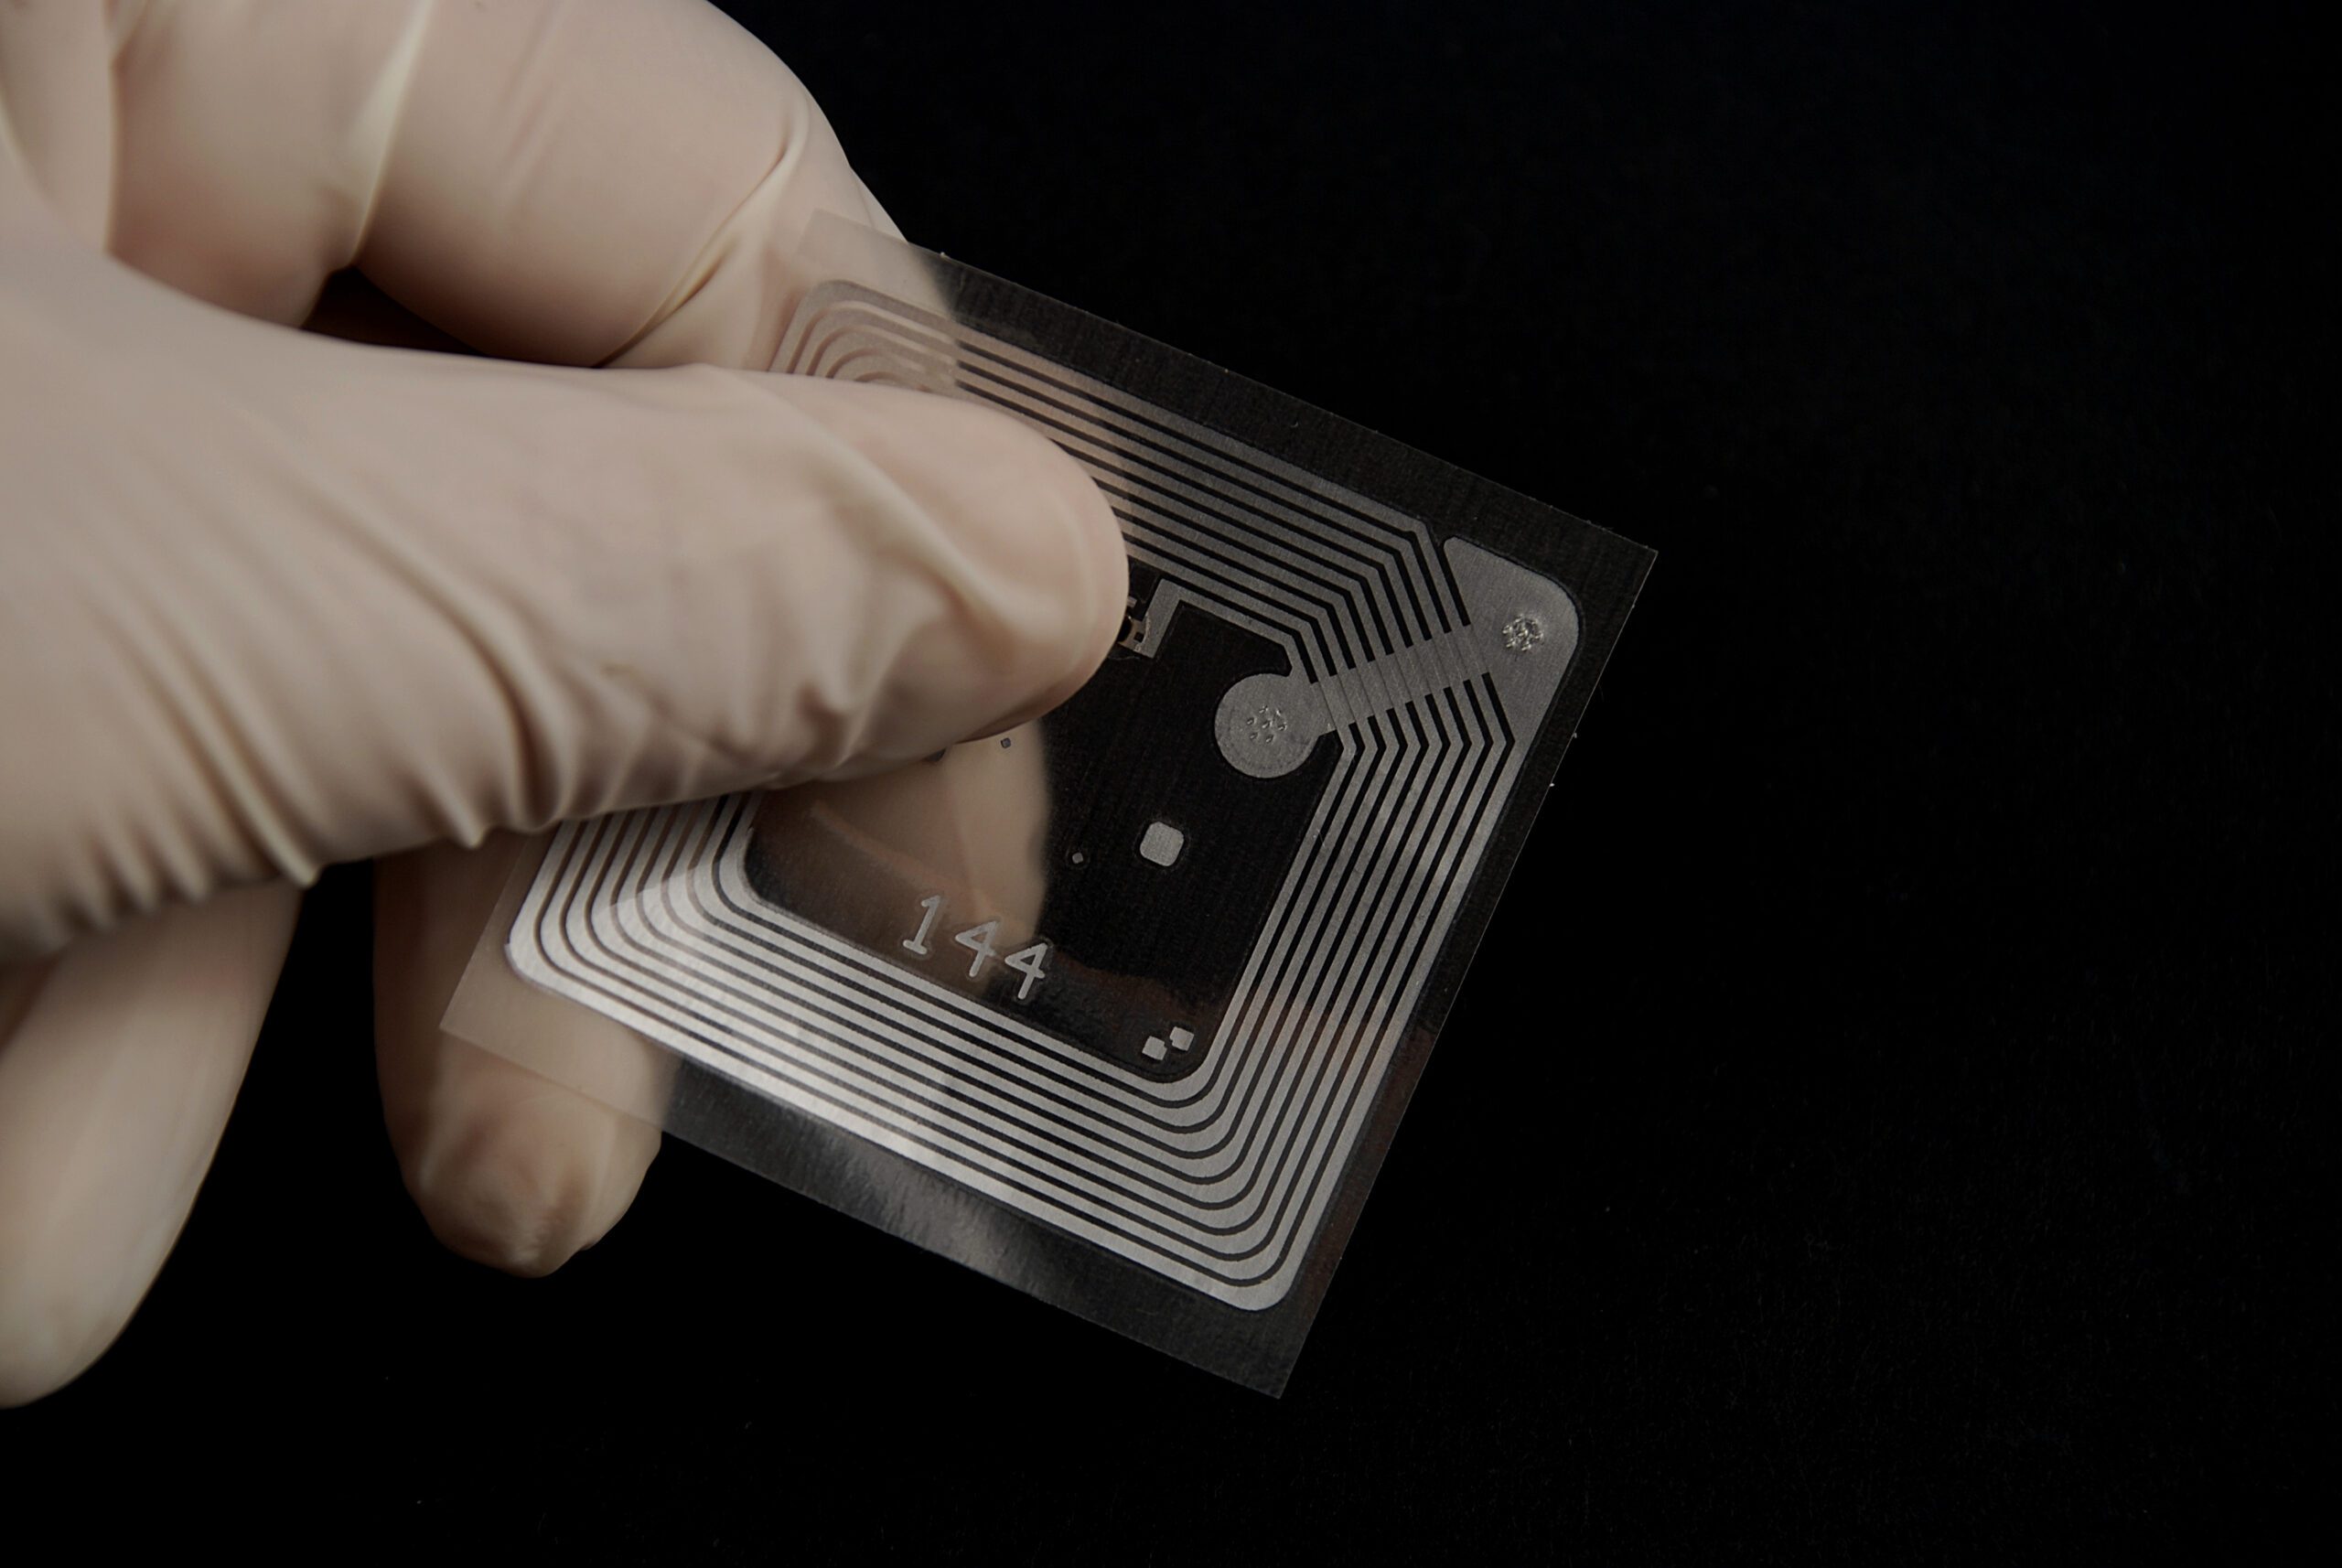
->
xmin=738 ymin=376 xmax=1128 ymax=775
xmin=385 ymin=1035 xmax=659 ymax=1279
xmin=990 ymin=412 xmax=1132 ymax=723
xmin=0 ymin=1300 xmax=114 ymax=1410
xmin=375 ymin=842 xmax=669 ymax=1278
xmin=850 ymin=176 xmax=907 ymax=242
xmin=0 ymin=886 xmax=292 ymax=1407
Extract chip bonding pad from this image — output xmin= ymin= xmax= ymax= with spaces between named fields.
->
xmin=448 ymin=219 xmax=1652 ymax=1392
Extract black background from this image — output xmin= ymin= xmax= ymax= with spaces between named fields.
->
xmin=3 ymin=1 xmax=2323 ymax=1558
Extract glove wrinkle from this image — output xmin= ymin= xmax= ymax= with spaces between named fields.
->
xmin=340 ymin=0 xmax=439 ymax=266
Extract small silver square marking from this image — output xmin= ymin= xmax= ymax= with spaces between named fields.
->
xmin=1138 ymin=821 xmax=1186 ymax=867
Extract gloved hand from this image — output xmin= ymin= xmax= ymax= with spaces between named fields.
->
xmin=0 ymin=0 xmax=1125 ymax=1406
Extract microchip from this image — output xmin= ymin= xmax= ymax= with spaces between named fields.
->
xmin=481 ymin=220 xmax=1651 ymax=1391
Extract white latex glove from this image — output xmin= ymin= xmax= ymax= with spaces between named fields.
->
xmin=0 ymin=0 xmax=1125 ymax=1406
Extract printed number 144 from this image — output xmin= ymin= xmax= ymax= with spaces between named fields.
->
xmin=902 ymin=896 xmax=1049 ymax=1002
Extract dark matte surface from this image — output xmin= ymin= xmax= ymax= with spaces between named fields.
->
xmin=1 ymin=1 xmax=2320 ymax=1557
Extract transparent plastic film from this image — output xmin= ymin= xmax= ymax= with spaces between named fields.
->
xmin=444 ymin=216 xmax=1653 ymax=1393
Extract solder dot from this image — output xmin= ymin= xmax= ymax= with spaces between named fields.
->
xmin=1070 ymin=850 xmax=1087 ymax=865
xmin=1138 ymin=821 xmax=1186 ymax=867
